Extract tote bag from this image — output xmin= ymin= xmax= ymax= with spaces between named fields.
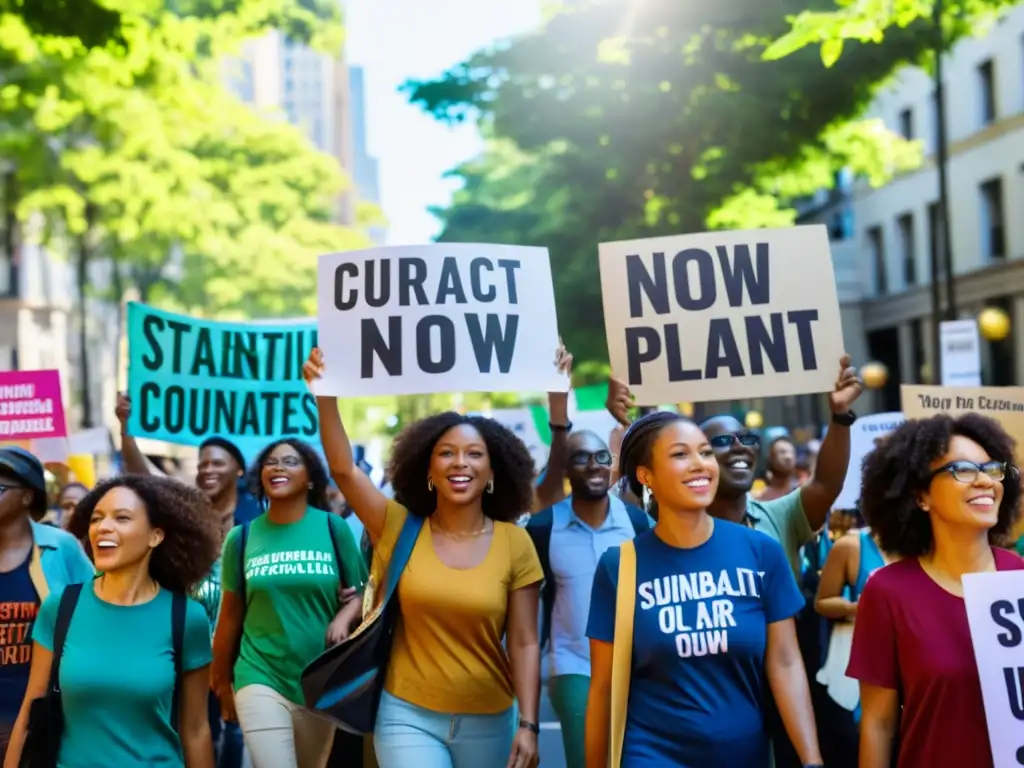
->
xmin=301 ymin=514 xmax=424 ymax=734
xmin=609 ymin=540 xmax=636 ymax=768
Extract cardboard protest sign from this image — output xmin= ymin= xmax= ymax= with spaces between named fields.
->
xmin=126 ymin=302 xmax=318 ymax=458
xmin=598 ymin=225 xmax=845 ymax=405
xmin=0 ymin=369 xmax=67 ymax=440
xmin=315 ymin=244 xmax=567 ymax=397
xmin=939 ymin=319 xmax=982 ymax=387
xmin=962 ymin=570 xmax=1024 ymax=768
xmin=833 ymin=412 xmax=905 ymax=510
xmin=902 ymin=385 xmax=1024 ymax=464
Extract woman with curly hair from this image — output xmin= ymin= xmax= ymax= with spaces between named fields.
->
xmin=848 ymin=413 xmax=1024 ymax=768
xmin=210 ymin=438 xmax=367 ymax=768
xmin=3 ymin=475 xmax=221 ymax=768
xmin=585 ymin=411 xmax=823 ymax=768
xmin=305 ymin=348 xmax=544 ymax=768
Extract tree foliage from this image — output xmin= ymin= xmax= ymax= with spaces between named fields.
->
xmin=1 ymin=0 xmax=363 ymax=319
xmin=406 ymin=0 xmax=1002 ymax=366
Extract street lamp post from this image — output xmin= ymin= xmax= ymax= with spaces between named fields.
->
xmin=932 ymin=0 xmax=957 ymax=382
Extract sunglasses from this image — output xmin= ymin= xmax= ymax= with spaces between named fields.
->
xmin=569 ymin=450 xmax=613 ymax=467
xmin=709 ymin=433 xmax=761 ymax=450
xmin=929 ymin=460 xmax=1011 ymax=484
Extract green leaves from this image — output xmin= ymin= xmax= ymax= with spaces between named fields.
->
xmin=407 ymin=0 xmax=1000 ymax=367
xmin=2 ymin=0 xmax=366 ymax=319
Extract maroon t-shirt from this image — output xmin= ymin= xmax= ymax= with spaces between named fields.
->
xmin=847 ymin=549 xmax=1024 ymax=768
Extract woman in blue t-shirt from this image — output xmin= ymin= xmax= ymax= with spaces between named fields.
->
xmin=4 ymin=475 xmax=222 ymax=768
xmin=585 ymin=412 xmax=823 ymax=768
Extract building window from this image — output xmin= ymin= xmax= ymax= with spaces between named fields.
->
xmin=978 ymin=59 xmax=996 ymax=125
xmin=897 ymin=213 xmax=916 ymax=286
xmin=868 ymin=225 xmax=887 ymax=295
xmin=898 ymin=107 xmax=914 ymax=140
xmin=980 ymin=178 xmax=1006 ymax=260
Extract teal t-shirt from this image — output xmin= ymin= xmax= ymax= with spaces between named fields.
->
xmin=32 ymin=582 xmax=211 ymax=768
xmin=221 ymin=508 xmax=368 ymax=705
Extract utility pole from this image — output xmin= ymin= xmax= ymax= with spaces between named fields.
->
xmin=932 ymin=0 xmax=957 ymax=382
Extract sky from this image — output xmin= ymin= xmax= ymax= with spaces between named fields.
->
xmin=344 ymin=0 xmax=544 ymax=245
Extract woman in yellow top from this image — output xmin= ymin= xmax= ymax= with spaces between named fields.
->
xmin=304 ymin=348 xmax=544 ymax=768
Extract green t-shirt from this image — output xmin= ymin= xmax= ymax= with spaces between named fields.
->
xmin=32 ymin=583 xmax=211 ymax=768
xmin=221 ymin=507 xmax=368 ymax=704
xmin=192 ymin=558 xmax=222 ymax=636
xmin=746 ymin=489 xmax=814 ymax=578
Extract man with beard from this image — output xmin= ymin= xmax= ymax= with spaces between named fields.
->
xmin=526 ymin=430 xmax=649 ymax=768
xmin=758 ymin=436 xmax=800 ymax=502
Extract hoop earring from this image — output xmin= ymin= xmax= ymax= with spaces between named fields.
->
xmin=487 ymin=479 xmax=495 ymax=494
xmin=308 ymin=482 xmax=313 ymax=490
xmin=427 ymin=477 xmax=434 ymax=492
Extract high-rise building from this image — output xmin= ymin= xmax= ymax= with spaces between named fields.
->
xmin=225 ymin=32 xmax=356 ymax=225
xmin=349 ymin=66 xmax=385 ymax=243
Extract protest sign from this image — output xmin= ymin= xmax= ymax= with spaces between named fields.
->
xmin=902 ymin=385 xmax=1024 ymax=465
xmin=833 ymin=411 xmax=905 ymax=510
xmin=0 ymin=369 xmax=67 ymax=440
xmin=315 ymin=244 xmax=567 ymax=397
xmin=963 ymin=570 xmax=1024 ymax=768
xmin=940 ymin=320 xmax=982 ymax=387
xmin=598 ymin=225 xmax=845 ymax=405
xmin=489 ymin=409 xmax=548 ymax=470
xmin=126 ymin=302 xmax=318 ymax=458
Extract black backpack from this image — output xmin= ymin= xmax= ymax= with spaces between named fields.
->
xmin=526 ymin=499 xmax=650 ymax=650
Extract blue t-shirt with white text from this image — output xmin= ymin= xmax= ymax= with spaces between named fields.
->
xmin=586 ymin=522 xmax=804 ymax=768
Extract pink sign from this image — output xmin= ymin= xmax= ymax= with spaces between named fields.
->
xmin=0 ymin=369 xmax=67 ymax=440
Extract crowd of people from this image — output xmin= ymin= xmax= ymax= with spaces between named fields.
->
xmin=0 ymin=343 xmax=1019 ymax=768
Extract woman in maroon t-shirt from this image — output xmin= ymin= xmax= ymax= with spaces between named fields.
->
xmin=847 ymin=413 xmax=1024 ymax=768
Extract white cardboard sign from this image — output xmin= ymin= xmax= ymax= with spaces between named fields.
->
xmin=963 ymin=570 xmax=1024 ymax=768
xmin=316 ymin=244 xmax=567 ymax=397
xmin=833 ymin=412 xmax=905 ymax=510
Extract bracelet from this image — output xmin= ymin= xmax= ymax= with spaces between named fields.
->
xmin=518 ymin=719 xmax=540 ymax=734
xmin=548 ymin=421 xmax=572 ymax=432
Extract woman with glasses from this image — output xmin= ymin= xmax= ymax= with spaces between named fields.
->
xmin=210 ymin=439 xmax=367 ymax=768
xmin=525 ymin=430 xmax=650 ymax=768
xmin=849 ymin=414 xmax=1023 ymax=768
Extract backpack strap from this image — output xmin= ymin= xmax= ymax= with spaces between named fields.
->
xmin=326 ymin=514 xmax=346 ymax=586
xmin=610 ymin=541 xmax=636 ymax=768
xmin=525 ymin=507 xmax=555 ymax=650
xmin=169 ymin=591 xmax=186 ymax=733
xmin=48 ymin=583 xmax=84 ymax=693
xmin=624 ymin=503 xmax=650 ymax=535
xmin=28 ymin=544 xmax=49 ymax=603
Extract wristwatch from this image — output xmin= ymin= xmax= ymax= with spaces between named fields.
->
xmin=832 ymin=410 xmax=857 ymax=427
xmin=518 ymin=719 xmax=540 ymax=735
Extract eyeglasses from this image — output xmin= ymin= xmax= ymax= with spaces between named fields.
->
xmin=264 ymin=456 xmax=302 ymax=468
xmin=929 ymin=460 xmax=1011 ymax=484
xmin=709 ymin=433 xmax=760 ymax=450
xmin=569 ymin=450 xmax=613 ymax=467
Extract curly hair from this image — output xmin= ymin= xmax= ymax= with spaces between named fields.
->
xmin=247 ymin=438 xmax=331 ymax=511
xmin=860 ymin=413 xmax=1022 ymax=557
xmin=617 ymin=410 xmax=691 ymax=517
xmin=67 ymin=475 xmax=221 ymax=593
xmin=387 ymin=412 xmax=535 ymax=522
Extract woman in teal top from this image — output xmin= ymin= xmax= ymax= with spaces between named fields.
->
xmin=4 ymin=475 xmax=222 ymax=768
xmin=210 ymin=439 xmax=367 ymax=768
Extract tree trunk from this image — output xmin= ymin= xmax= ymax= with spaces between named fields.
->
xmin=76 ymin=203 xmax=96 ymax=428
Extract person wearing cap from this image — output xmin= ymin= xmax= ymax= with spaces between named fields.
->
xmin=0 ymin=447 xmax=94 ymax=758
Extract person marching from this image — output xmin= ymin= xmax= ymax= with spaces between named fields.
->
xmin=849 ymin=414 xmax=1024 ymax=768
xmin=4 ymin=475 xmax=222 ymax=768
xmin=210 ymin=438 xmax=366 ymax=768
xmin=306 ymin=347 xmax=547 ymax=768
xmin=584 ymin=411 xmax=823 ymax=768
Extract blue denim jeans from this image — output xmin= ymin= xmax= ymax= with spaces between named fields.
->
xmin=374 ymin=691 xmax=515 ymax=768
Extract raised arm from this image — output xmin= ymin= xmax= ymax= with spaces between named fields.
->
xmin=115 ymin=392 xmax=154 ymax=476
xmin=534 ymin=344 xmax=574 ymax=510
xmin=303 ymin=348 xmax=389 ymax=540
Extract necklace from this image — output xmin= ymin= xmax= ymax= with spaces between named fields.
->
xmin=430 ymin=518 xmax=490 ymax=538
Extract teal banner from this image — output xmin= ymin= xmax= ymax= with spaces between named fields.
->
xmin=126 ymin=302 xmax=318 ymax=459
